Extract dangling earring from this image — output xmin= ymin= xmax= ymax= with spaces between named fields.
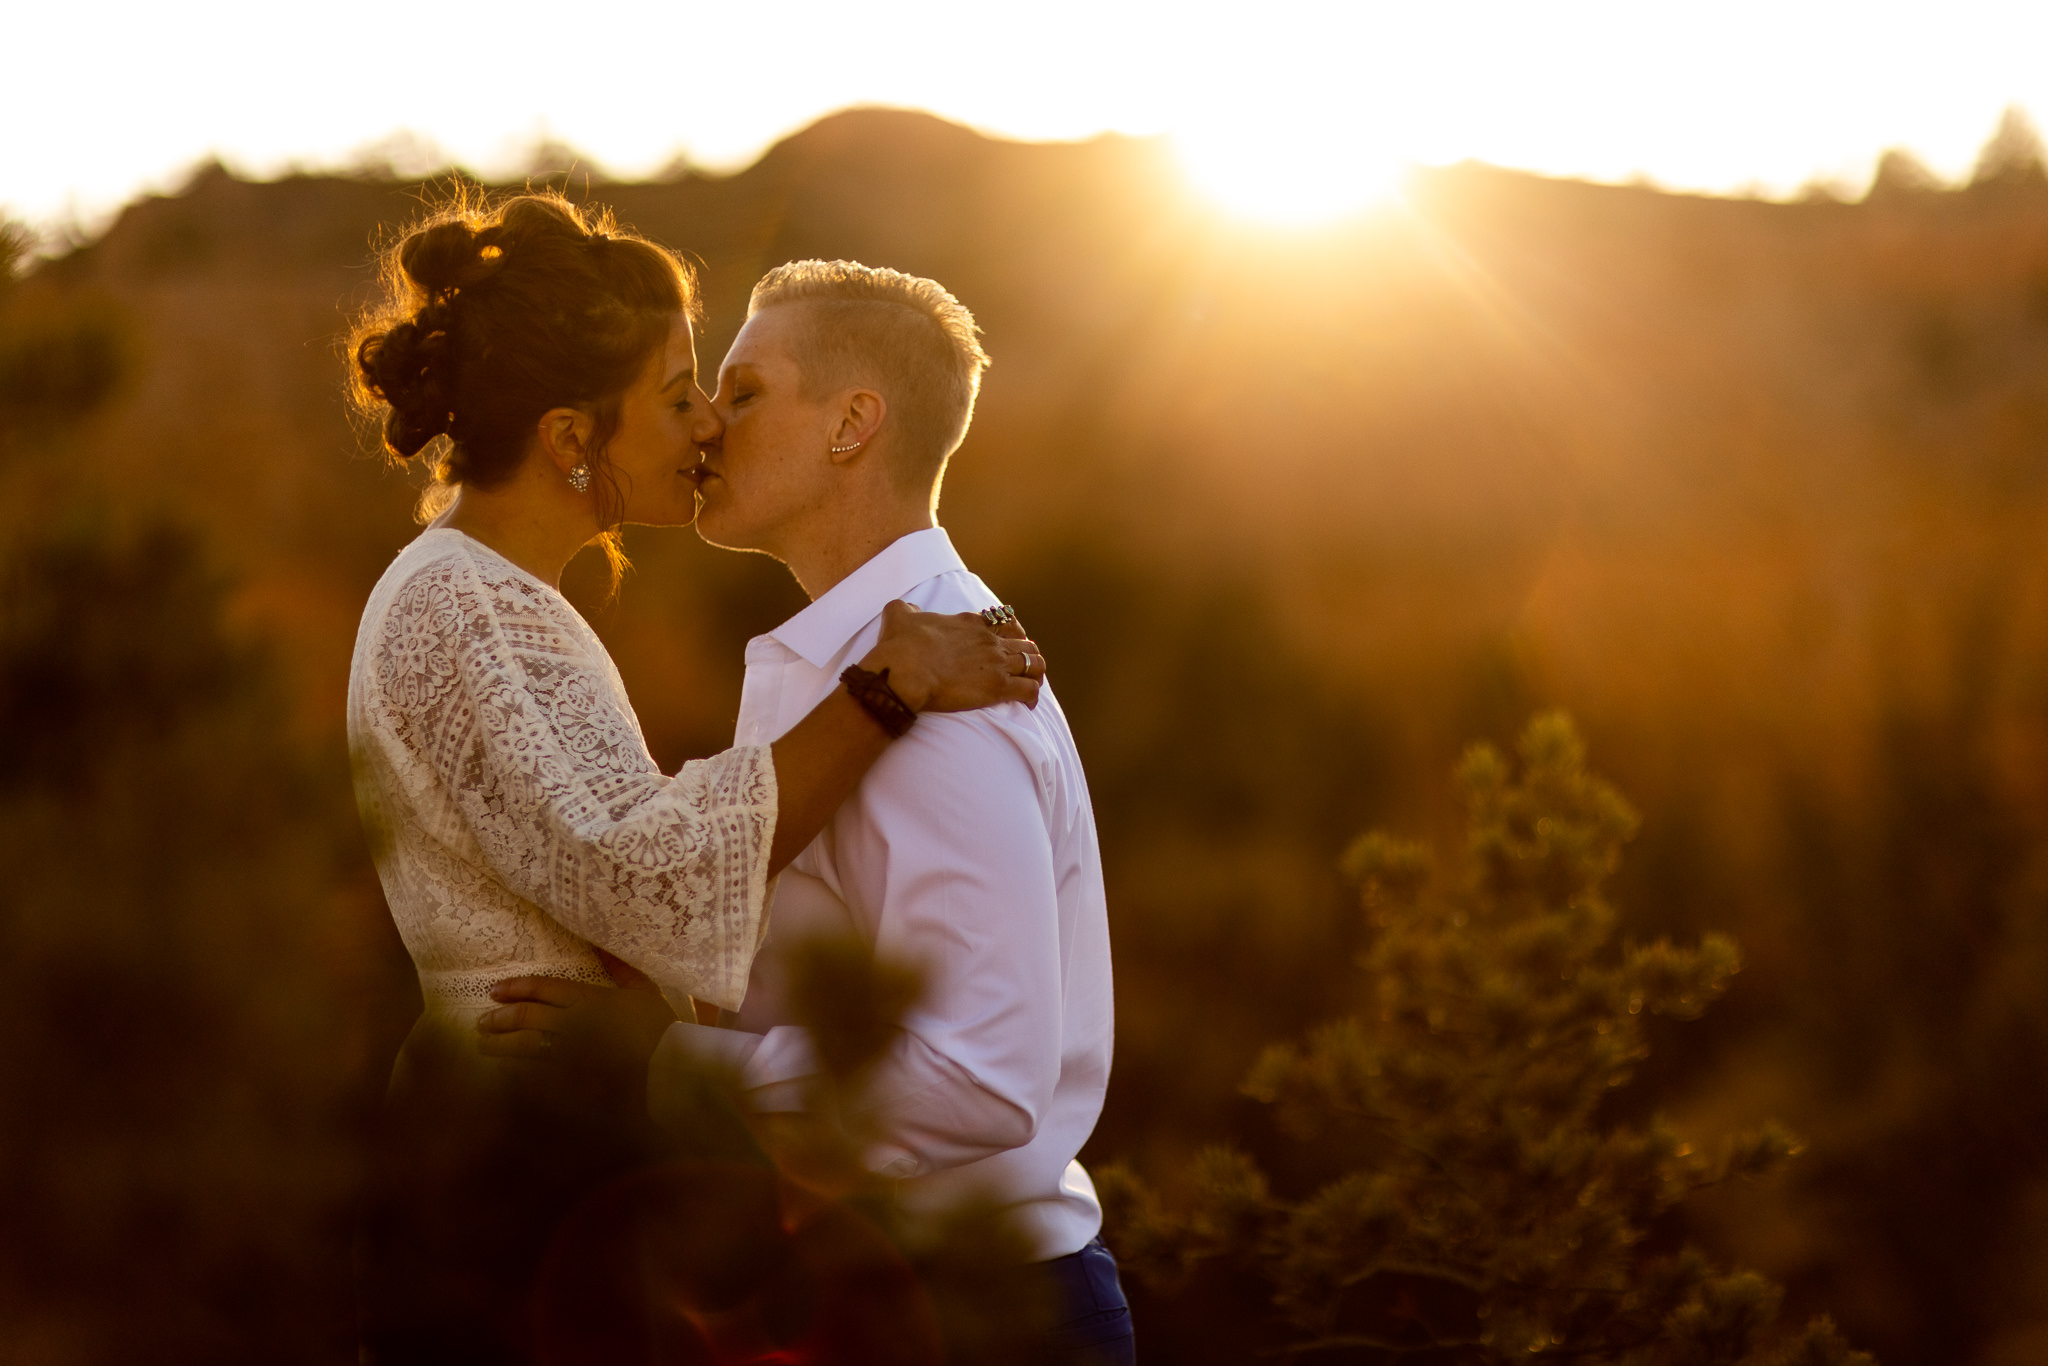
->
xmin=567 ymin=463 xmax=592 ymax=493
xmin=830 ymin=441 xmax=863 ymax=454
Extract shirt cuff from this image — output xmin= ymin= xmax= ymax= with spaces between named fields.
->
xmin=648 ymin=1022 xmax=816 ymax=1117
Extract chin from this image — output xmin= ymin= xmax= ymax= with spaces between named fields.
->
xmin=693 ymin=507 xmax=763 ymax=554
xmin=693 ymin=517 xmax=745 ymax=551
xmin=626 ymin=504 xmax=699 ymax=530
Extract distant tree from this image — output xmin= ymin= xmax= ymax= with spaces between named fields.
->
xmin=0 ymin=220 xmax=126 ymax=447
xmin=1863 ymin=150 xmax=1944 ymax=203
xmin=1099 ymin=714 xmax=1873 ymax=1366
xmin=1792 ymin=177 xmax=1851 ymax=206
xmin=1968 ymin=105 xmax=2048 ymax=192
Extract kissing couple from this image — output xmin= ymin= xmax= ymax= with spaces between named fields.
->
xmin=345 ymin=192 xmax=1130 ymax=1364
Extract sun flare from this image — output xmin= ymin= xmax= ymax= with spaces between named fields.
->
xmin=1172 ymin=127 xmax=1411 ymax=227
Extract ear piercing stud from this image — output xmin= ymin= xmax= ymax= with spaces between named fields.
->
xmin=567 ymin=463 xmax=592 ymax=493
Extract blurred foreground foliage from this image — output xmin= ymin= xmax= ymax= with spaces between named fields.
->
xmin=1102 ymin=716 xmax=1873 ymax=1366
xmin=385 ymin=931 xmax=1058 ymax=1366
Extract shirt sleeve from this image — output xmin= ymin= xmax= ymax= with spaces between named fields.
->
xmin=375 ymin=552 xmax=778 ymax=1010
xmin=651 ymin=711 xmax=1063 ymax=1176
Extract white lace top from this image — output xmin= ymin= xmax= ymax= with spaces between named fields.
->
xmin=347 ymin=529 xmax=778 ymax=1016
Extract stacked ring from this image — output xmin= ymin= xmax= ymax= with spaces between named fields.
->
xmin=979 ymin=604 xmax=1018 ymax=628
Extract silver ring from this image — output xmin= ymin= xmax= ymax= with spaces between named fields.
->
xmin=979 ymin=604 xmax=1016 ymax=629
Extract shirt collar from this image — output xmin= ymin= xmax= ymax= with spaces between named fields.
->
xmin=767 ymin=528 xmax=967 ymax=669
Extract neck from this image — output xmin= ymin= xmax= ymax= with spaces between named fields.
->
xmin=441 ymin=474 xmax=599 ymax=588
xmin=781 ymin=500 xmax=937 ymax=602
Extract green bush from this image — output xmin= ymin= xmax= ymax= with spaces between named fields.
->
xmin=1101 ymin=714 xmax=1873 ymax=1366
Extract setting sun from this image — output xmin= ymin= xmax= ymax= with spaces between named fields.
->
xmin=1173 ymin=126 xmax=1411 ymax=226
xmin=16 ymin=0 xmax=2048 ymax=233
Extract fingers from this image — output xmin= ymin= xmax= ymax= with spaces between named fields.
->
xmin=873 ymin=602 xmax=1045 ymax=713
xmin=1001 ymin=673 xmax=1044 ymax=709
xmin=489 ymin=974 xmax=598 ymax=1007
xmin=1005 ymin=639 xmax=1045 ymax=679
xmin=477 ymin=1001 xmax=571 ymax=1035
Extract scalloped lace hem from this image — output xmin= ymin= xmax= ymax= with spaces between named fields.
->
xmin=417 ymin=961 xmax=615 ymax=1009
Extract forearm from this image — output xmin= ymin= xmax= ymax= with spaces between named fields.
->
xmin=852 ymin=1034 xmax=1041 ymax=1175
xmin=651 ymin=1020 xmax=1038 ymax=1175
xmin=767 ymin=687 xmax=893 ymax=874
xmin=763 ymin=603 xmax=1041 ymax=874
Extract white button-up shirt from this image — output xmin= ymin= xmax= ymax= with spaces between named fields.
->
xmin=649 ymin=528 xmax=1114 ymax=1260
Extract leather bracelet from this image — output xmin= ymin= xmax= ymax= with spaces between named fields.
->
xmin=840 ymin=664 xmax=917 ymax=739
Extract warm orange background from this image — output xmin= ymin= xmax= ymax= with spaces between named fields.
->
xmin=10 ymin=109 xmax=2048 ymax=1365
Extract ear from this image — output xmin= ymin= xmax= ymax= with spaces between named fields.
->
xmin=827 ymin=389 xmax=887 ymax=466
xmin=535 ymin=406 xmax=596 ymax=474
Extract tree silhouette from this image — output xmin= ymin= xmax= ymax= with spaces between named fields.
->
xmin=1864 ymin=149 xmax=1943 ymax=202
xmin=1969 ymin=106 xmax=2048 ymax=192
xmin=0 ymin=222 xmax=125 ymax=447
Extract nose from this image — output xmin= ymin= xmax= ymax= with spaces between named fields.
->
xmin=690 ymin=387 xmax=724 ymax=449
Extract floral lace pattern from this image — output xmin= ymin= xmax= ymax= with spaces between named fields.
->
xmin=347 ymin=530 xmax=777 ymax=1013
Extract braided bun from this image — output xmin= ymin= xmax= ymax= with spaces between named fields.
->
xmin=347 ymin=189 xmax=694 ymax=489
xmin=396 ymin=219 xmax=504 ymax=295
xmin=354 ymin=300 xmax=458 ymax=458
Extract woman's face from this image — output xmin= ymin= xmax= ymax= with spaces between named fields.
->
xmin=602 ymin=314 xmax=721 ymax=528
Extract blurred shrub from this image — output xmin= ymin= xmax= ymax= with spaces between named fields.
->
xmin=1101 ymin=715 xmax=1873 ymax=1366
xmin=0 ymin=222 xmax=127 ymax=444
xmin=0 ymin=517 xmax=400 ymax=1365
xmin=504 ymin=931 xmax=1053 ymax=1366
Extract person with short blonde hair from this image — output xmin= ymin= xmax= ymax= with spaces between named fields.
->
xmin=489 ymin=259 xmax=1133 ymax=1362
xmin=747 ymin=259 xmax=990 ymax=498
xmin=697 ymin=259 xmax=1130 ymax=1361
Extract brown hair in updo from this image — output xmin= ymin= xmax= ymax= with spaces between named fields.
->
xmin=349 ymin=189 xmax=696 ymax=585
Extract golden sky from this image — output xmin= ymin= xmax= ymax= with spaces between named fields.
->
xmin=11 ymin=0 xmax=2047 ymax=230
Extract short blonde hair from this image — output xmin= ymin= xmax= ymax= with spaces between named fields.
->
xmin=749 ymin=260 xmax=990 ymax=490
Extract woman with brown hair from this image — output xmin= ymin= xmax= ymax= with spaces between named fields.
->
xmin=345 ymin=191 xmax=1042 ymax=1363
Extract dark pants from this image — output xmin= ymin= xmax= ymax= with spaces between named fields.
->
xmin=1039 ymin=1236 xmax=1136 ymax=1365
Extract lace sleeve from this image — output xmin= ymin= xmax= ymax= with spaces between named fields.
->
xmin=375 ymin=550 xmax=778 ymax=1010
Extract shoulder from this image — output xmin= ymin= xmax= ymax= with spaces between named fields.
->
xmin=370 ymin=530 xmax=481 ymax=604
xmin=867 ymin=702 xmax=1059 ymax=831
xmin=377 ymin=533 xmax=583 ymax=631
xmin=360 ymin=536 xmax=581 ymax=693
xmin=893 ymin=565 xmax=1063 ymax=757
xmin=899 ymin=566 xmax=1000 ymax=618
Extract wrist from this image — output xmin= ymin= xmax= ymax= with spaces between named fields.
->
xmin=857 ymin=644 xmax=935 ymax=712
xmin=841 ymin=663 xmax=919 ymax=738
